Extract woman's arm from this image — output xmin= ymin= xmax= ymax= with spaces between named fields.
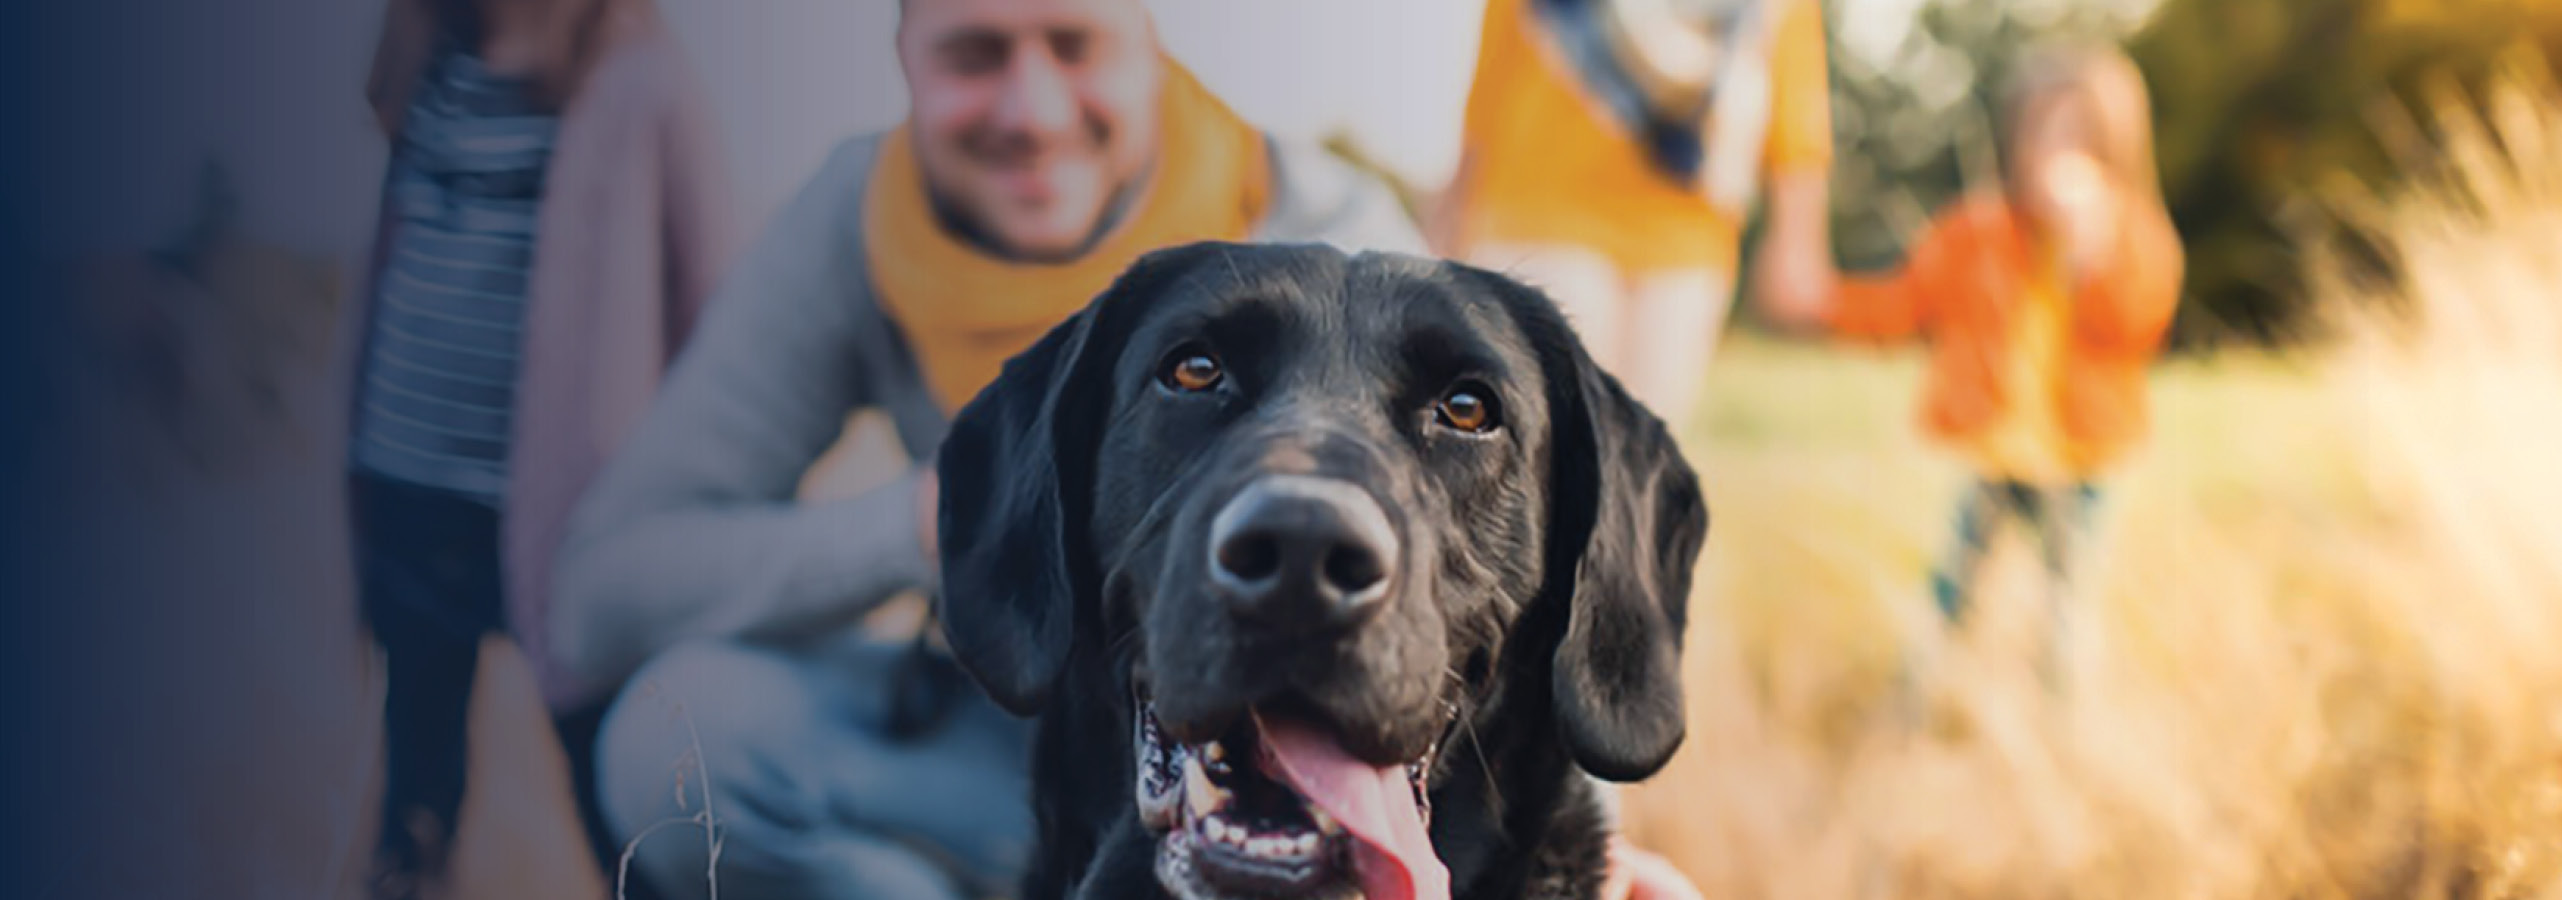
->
xmin=1744 ymin=0 xmax=1841 ymax=330
xmin=1749 ymin=168 xmax=1838 ymax=328
xmin=651 ymin=43 xmax=741 ymax=348
xmin=366 ymin=0 xmax=434 ymax=136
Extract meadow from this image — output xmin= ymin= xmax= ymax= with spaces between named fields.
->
xmin=1623 ymin=73 xmax=2562 ymax=900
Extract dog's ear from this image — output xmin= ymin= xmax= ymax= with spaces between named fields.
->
xmin=935 ymin=245 xmax=1213 ymax=715
xmin=1469 ymin=265 xmax=1709 ymax=782
xmin=1544 ymin=335 xmax=1708 ymax=782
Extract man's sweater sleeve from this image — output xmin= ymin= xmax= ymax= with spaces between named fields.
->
xmin=549 ymin=139 xmax=931 ymax=689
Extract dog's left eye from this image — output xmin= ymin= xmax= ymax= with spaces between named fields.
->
xmin=1433 ymin=382 xmax=1501 ymax=434
xmin=1159 ymin=345 xmax=1225 ymax=393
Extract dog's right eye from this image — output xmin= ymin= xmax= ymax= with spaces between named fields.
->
xmin=1158 ymin=345 xmax=1225 ymax=393
xmin=1433 ymin=381 xmax=1503 ymax=435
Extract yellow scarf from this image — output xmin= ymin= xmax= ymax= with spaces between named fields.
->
xmin=866 ymin=62 xmax=1271 ymax=413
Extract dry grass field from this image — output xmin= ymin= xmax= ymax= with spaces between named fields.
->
xmin=1622 ymin=73 xmax=2562 ymax=900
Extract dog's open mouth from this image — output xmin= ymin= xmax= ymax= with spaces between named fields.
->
xmin=1136 ymin=698 xmax=1450 ymax=900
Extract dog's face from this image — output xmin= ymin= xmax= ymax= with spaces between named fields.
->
xmin=938 ymin=244 xmax=1706 ymax=900
xmin=1095 ymin=247 xmax=1550 ymax=762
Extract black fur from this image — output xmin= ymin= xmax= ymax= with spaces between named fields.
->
xmin=938 ymin=244 xmax=1708 ymax=900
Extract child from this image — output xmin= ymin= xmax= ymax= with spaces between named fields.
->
xmin=1790 ymin=45 xmax=2183 ymax=686
xmin=347 ymin=0 xmax=733 ymax=894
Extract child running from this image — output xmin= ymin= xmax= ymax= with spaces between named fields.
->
xmin=1782 ymin=44 xmax=2183 ymax=688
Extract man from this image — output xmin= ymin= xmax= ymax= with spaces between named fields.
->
xmin=550 ymin=0 xmax=1417 ymax=897
xmin=1435 ymin=0 xmax=1839 ymax=429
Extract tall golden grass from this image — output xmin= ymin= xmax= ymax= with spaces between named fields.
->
xmin=1623 ymin=59 xmax=2562 ymax=900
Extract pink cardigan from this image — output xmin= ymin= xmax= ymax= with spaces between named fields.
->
xmin=342 ymin=6 xmax=739 ymax=711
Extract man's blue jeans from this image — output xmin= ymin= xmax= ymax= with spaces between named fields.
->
xmin=597 ymin=632 xmax=1034 ymax=900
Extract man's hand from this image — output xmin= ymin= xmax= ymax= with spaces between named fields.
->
xmin=1601 ymin=836 xmax=1707 ymax=900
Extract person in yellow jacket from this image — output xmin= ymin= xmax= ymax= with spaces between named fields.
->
xmin=1437 ymin=0 xmax=1840 ymax=427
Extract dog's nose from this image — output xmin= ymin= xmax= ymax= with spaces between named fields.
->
xmin=1209 ymin=475 xmax=1397 ymax=632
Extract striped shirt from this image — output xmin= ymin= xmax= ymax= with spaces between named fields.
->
xmin=352 ymin=49 xmax=558 ymax=503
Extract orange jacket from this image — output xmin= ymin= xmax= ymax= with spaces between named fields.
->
xmin=1828 ymin=196 xmax=2183 ymax=470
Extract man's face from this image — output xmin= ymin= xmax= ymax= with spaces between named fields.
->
xmin=898 ymin=0 xmax=1163 ymax=262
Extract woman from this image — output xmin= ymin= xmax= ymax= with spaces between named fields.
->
xmin=1437 ymin=0 xmax=1840 ymax=429
xmin=344 ymin=0 xmax=735 ymax=893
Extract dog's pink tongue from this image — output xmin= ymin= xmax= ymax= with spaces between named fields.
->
xmin=1254 ymin=713 xmax=1450 ymax=900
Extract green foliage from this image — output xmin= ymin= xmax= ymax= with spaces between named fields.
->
xmin=2130 ymin=0 xmax=2562 ymax=344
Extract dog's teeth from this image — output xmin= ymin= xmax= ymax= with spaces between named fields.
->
xmin=1310 ymin=808 xmax=1340 ymax=836
xmin=1249 ymin=837 xmax=1275 ymax=857
xmin=1181 ymin=754 xmax=1226 ymax=820
xmin=1203 ymin=740 xmax=1225 ymax=763
xmin=1295 ymin=833 xmax=1318 ymax=856
xmin=1206 ymin=818 xmax=1229 ymax=843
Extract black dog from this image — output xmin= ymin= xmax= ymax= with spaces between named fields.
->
xmin=937 ymin=243 xmax=1707 ymax=900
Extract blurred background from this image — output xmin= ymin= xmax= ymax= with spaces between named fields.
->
xmin=12 ymin=0 xmax=2562 ymax=898
xmin=41 ymin=0 xmax=2562 ymax=340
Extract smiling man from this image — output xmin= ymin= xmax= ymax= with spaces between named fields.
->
xmin=548 ymin=0 xmax=1418 ymax=897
